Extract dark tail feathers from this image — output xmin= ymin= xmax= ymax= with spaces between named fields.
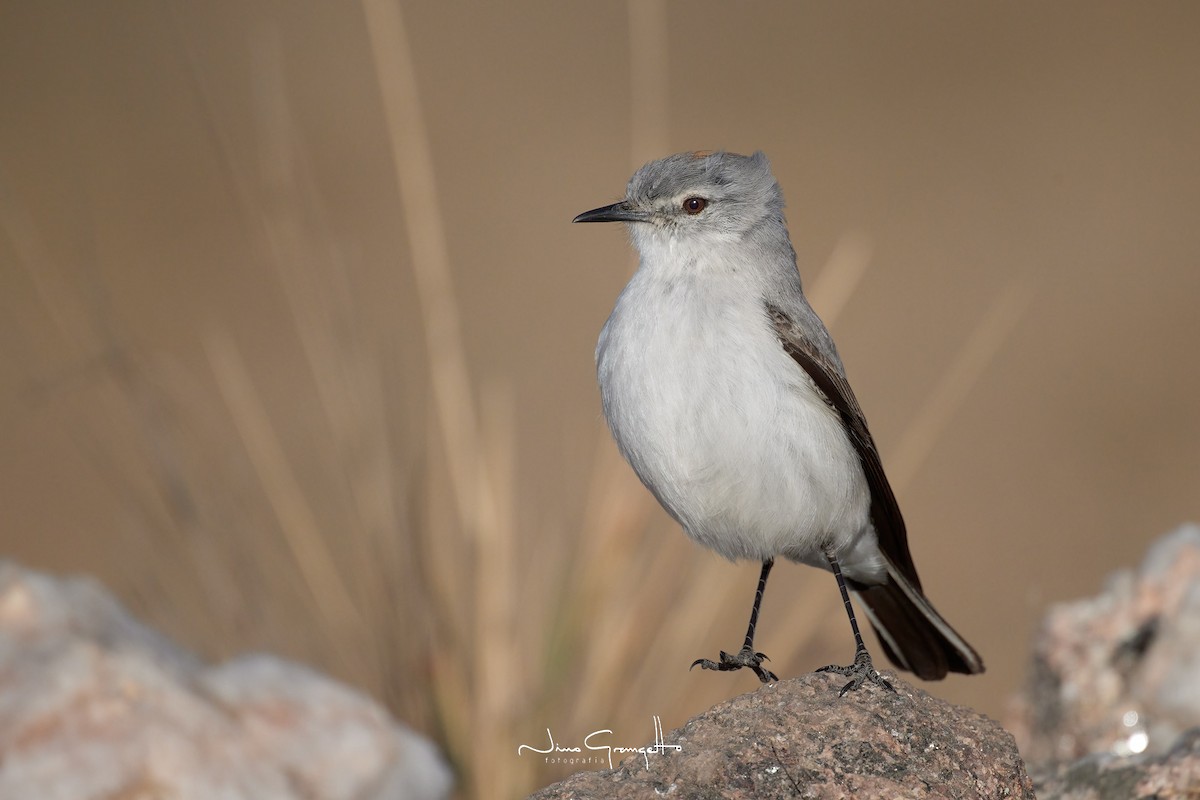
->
xmin=853 ymin=558 xmax=985 ymax=680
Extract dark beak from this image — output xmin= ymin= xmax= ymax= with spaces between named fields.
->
xmin=572 ymin=200 xmax=650 ymax=224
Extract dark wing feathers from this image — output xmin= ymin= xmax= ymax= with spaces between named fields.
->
xmin=765 ymin=303 xmax=920 ymax=588
xmin=766 ymin=302 xmax=985 ymax=678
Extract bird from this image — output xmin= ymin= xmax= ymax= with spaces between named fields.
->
xmin=573 ymin=150 xmax=984 ymax=694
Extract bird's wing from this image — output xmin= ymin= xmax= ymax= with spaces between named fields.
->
xmin=765 ymin=303 xmax=920 ymax=589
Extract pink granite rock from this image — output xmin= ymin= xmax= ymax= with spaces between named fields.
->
xmin=0 ymin=562 xmax=452 ymax=800
xmin=528 ymin=672 xmax=1033 ymax=800
xmin=1033 ymin=728 xmax=1200 ymax=800
xmin=1009 ymin=524 xmax=1200 ymax=772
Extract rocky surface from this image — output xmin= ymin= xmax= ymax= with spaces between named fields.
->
xmin=0 ymin=561 xmax=452 ymax=800
xmin=1009 ymin=524 xmax=1200 ymax=774
xmin=1034 ymin=727 xmax=1200 ymax=800
xmin=528 ymin=671 xmax=1033 ymax=800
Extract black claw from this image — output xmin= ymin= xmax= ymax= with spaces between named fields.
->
xmin=754 ymin=665 xmax=780 ymax=683
xmin=816 ymin=646 xmax=894 ymax=695
xmin=690 ymin=647 xmax=777 ymax=683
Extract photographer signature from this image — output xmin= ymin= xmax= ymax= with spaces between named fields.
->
xmin=517 ymin=715 xmax=681 ymax=769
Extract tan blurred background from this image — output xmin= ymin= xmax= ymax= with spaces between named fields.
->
xmin=3 ymin=1 xmax=1199 ymax=796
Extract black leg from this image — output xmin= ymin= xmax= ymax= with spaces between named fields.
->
xmin=816 ymin=549 xmax=896 ymax=696
xmin=691 ymin=559 xmax=778 ymax=683
xmin=742 ymin=557 xmax=773 ymax=651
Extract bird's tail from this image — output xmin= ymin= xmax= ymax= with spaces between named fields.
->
xmin=853 ymin=557 xmax=985 ymax=680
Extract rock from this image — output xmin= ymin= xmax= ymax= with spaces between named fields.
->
xmin=1008 ymin=524 xmax=1200 ymax=772
xmin=0 ymin=561 xmax=452 ymax=800
xmin=1034 ymin=727 xmax=1200 ymax=800
xmin=527 ymin=672 xmax=1033 ymax=800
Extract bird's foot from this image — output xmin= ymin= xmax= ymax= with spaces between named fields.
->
xmin=816 ymin=645 xmax=896 ymax=696
xmin=691 ymin=647 xmax=778 ymax=683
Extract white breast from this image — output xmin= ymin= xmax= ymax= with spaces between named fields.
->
xmin=596 ymin=260 xmax=874 ymax=570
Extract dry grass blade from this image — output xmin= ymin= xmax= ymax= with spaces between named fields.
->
xmin=555 ymin=443 xmax=658 ymax=734
xmin=808 ymin=233 xmax=872 ymax=322
xmin=474 ymin=380 xmax=523 ymax=794
xmin=889 ymin=280 xmax=1032 ymax=490
xmin=362 ymin=2 xmax=520 ymax=795
xmin=0 ymin=168 xmax=95 ymax=358
xmin=204 ymin=328 xmax=365 ymax=642
xmin=360 ymin=0 xmax=479 ymax=516
xmin=627 ymin=0 xmax=669 ymax=164
xmin=244 ymin=27 xmax=436 ymax=724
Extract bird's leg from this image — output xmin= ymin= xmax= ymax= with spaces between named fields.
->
xmin=816 ymin=548 xmax=897 ymax=696
xmin=691 ymin=558 xmax=778 ymax=683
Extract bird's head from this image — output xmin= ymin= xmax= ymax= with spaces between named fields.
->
xmin=573 ymin=151 xmax=785 ymax=251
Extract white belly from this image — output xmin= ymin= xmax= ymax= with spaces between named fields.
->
xmin=596 ymin=270 xmax=874 ymax=571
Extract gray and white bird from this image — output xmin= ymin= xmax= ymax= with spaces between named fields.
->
xmin=574 ymin=150 xmax=984 ymax=693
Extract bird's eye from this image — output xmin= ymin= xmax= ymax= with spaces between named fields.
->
xmin=682 ymin=197 xmax=707 ymax=215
